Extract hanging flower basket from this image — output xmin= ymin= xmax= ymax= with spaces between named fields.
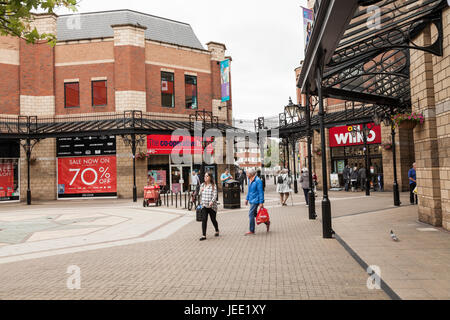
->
xmin=393 ymin=112 xmax=424 ymax=129
xmin=136 ymin=151 xmax=147 ymax=161
xmin=382 ymin=142 xmax=393 ymax=151
xmin=314 ymin=148 xmax=322 ymax=156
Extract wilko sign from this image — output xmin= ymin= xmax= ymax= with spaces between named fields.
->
xmin=58 ymin=156 xmax=117 ymax=198
xmin=147 ymin=135 xmax=214 ymax=155
xmin=329 ymin=123 xmax=381 ymax=148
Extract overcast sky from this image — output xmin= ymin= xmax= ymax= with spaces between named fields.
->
xmin=55 ymin=0 xmax=308 ymax=121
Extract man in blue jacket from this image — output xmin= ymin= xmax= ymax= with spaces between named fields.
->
xmin=245 ymin=168 xmax=270 ymax=235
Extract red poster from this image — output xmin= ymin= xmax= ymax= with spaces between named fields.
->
xmin=147 ymin=135 xmax=214 ymax=155
xmin=0 ymin=163 xmax=14 ymax=197
xmin=329 ymin=124 xmax=382 ymax=148
xmin=58 ymin=156 xmax=117 ymax=196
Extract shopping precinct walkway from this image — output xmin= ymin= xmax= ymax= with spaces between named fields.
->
xmin=0 ymin=190 xmax=448 ymax=300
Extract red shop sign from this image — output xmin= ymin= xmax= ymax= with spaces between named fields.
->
xmin=147 ymin=135 xmax=214 ymax=155
xmin=329 ymin=123 xmax=382 ymax=148
xmin=58 ymin=156 xmax=117 ymax=195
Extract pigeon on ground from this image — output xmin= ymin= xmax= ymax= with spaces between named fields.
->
xmin=390 ymin=230 xmax=399 ymax=242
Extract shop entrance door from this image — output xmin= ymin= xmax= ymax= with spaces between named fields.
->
xmin=170 ymin=165 xmax=192 ymax=193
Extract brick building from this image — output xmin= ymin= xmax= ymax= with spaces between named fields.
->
xmin=0 ymin=10 xmax=233 ymax=202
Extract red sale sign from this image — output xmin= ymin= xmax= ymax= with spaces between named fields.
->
xmin=329 ymin=124 xmax=381 ymax=148
xmin=0 ymin=163 xmax=14 ymax=197
xmin=58 ymin=156 xmax=117 ymax=196
xmin=147 ymin=135 xmax=214 ymax=155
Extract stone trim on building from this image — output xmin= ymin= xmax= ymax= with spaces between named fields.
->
xmin=115 ymin=91 xmax=146 ymax=113
xmin=20 ymin=95 xmax=55 ymax=116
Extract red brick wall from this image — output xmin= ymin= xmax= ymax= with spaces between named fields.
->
xmin=19 ymin=40 xmax=54 ymax=97
xmin=211 ymin=60 xmax=221 ymax=100
xmin=55 ymin=63 xmax=115 ymax=115
xmin=0 ymin=64 xmax=19 ymax=114
xmin=114 ymin=46 xmax=146 ymax=92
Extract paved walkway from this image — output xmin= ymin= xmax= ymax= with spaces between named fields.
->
xmin=0 ymin=193 xmax=388 ymax=300
xmin=0 ymin=190 xmax=448 ymax=300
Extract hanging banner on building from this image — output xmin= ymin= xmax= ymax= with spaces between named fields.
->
xmin=220 ymin=59 xmax=231 ymax=102
xmin=147 ymin=135 xmax=214 ymax=155
xmin=0 ymin=162 xmax=14 ymax=198
xmin=57 ymin=155 xmax=117 ymax=198
xmin=329 ymin=123 xmax=382 ymax=148
xmin=302 ymin=7 xmax=314 ymax=49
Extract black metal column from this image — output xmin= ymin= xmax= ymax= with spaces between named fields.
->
xmin=363 ymin=124 xmax=371 ymax=196
xmin=286 ymin=140 xmax=291 ymax=173
xmin=292 ymin=140 xmax=298 ymax=194
xmin=316 ymin=67 xmax=333 ymax=239
xmin=306 ymin=94 xmax=316 ymax=220
xmin=392 ymin=123 xmax=401 ymax=206
xmin=131 ymin=133 xmax=137 ymax=203
xmin=26 ymin=138 xmax=31 ymax=205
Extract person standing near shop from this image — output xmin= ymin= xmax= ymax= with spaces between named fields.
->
xmin=409 ymin=162 xmax=418 ymax=205
xmin=245 ymin=168 xmax=269 ymax=235
xmin=220 ymin=168 xmax=233 ymax=187
xmin=191 ymin=170 xmax=201 ymax=195
xmin=199 ymin=172 xmax=219 ymax=241
xmin=343 ymin=164 xmax=351 ymax=192
xmin=299 ymin=168 xmax=310 ymax=206
xmin=351 ymin=166 xmax=359 ymax=192
xmin=358 ymin=166 xmax=367 ymax=191
xmin=236 ymin=169 xmax=246 ymax=193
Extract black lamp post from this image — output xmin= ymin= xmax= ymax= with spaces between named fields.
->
xmin=306 ymin=94 xmax=316 ymax=220
xmin=284 ymin=97 xmax=306 ymax=194
xmin=374 ymin=111 xmax=400 ymax=206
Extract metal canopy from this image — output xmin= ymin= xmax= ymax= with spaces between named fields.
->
xmin=298 ymin=0 xmax=447 ymax=106
xmin=278 ymin=104 xmax=397 ymax=138
xmin=0 ymin=111 xmax=240 ymax=140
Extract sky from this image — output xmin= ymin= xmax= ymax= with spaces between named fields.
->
xmin=55 ymin=0 xmax=308 ymax=121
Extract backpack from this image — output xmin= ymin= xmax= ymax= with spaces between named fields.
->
xmin=277 ymin=175 xmax=284 ymax=184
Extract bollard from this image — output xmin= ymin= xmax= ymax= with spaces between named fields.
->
xmin=171 ymin=191 xmax=173 ymax=206
xmin=185 ymin=192 xmax=187 ymax=209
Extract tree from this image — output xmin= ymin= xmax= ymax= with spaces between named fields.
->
xmin=0 ymin=0 xmax=77 ymax=45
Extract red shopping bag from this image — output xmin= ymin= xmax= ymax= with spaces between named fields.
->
xmin=256 ymin=207 xmax=270 ymax=225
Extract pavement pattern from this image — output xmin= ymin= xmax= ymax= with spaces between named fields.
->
xmin=0 ymin=193 xmax=389 ymax=300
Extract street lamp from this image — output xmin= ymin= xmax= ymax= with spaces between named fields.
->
xmin=283 ymin=97 xmax=306 ymax=194
xmin=373 ymin=110 xmax=401 ymax=206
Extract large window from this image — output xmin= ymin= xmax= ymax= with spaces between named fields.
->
xmin=161 ymin=72 xmax=175 ymax=108
xmin=64 ymin=82 xmax=80 ymax=108
xmin=185 ymin=75 xmax=198 ymax=109
xmin=92 ymin=80 xmax=107 ymax=106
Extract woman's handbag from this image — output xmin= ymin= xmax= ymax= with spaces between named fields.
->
xmin=196 ymin=205 xmax=203 ymax=222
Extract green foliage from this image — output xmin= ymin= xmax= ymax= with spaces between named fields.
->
xmin=0 ymin=0 xmax=77 ymax=45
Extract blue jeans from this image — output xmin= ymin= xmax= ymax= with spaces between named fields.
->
xmin=249 ymin=203 xmax=259 ymax=233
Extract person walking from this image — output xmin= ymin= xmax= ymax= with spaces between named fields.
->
xmin=191 ymin=170 xmax=201 ymax=195
xmin=245 ymin=168 xmax=269 ymax=235
xmin=299 ymin=168 xmax=310 ymax=206
xmin=277 ymin=169 xmax=292 ymax=206
xmin=409 ymin=162 xmax=418 ymax=205
xmin=199 ymin=172 xmax=219 ymax=241
xmin=343 ymin=164 xmax=351 ymax=192
xmin=358 ymin=166 xmax=367 ymax=191
xmin=236 ymin=169 xmax=246 ymax=193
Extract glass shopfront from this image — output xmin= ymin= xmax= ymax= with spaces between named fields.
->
xmin=0 ymin=141 xmax=20 ymax=202
xmin=329 ymin=124 xmax=384 ymax=190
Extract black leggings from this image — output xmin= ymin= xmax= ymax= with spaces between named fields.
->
xmin=202 ymin=207 xmax=219 ymax=237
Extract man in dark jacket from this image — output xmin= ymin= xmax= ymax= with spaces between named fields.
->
xmin=236 ymin=169 xmax=246 ymax=193
xmin=343 ymin=165 xmax=351 ymax=192
xmin=358 ymin=167 xmax=367 ymax=191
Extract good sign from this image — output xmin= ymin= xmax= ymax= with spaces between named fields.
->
xmin=329 ymin=124 xmax=381 ymax=148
